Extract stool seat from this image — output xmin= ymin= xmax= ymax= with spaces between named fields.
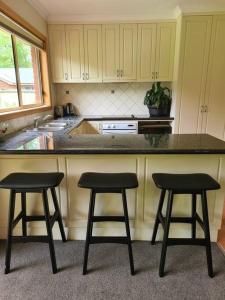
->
xmin=78 ymin=172 xmax=138 ymax=190
xmin=152 ymin=173 xmax=220 ymax=193
xmin=0 ymin=172 xmax=64 ymax=190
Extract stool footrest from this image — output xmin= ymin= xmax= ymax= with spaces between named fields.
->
xmin=92 ymin=216 xmax=125 ymax=222
xmin=11 ymin=235 xmax=49 ymax=243
xmin=90 ymin=236 xmax=129 ymax=244
xmin=167 ymin=238 xmax=206 ymax=246
xmin=25 ymin=215 xmax=46 ymax=222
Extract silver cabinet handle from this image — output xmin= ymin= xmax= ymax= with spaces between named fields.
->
xmin=120 ymin=70 xmax=123 ymax=77
xmin=204 ymin=105 xmax=208 ymax=113
xmin=82 ymin=73 xmax=85 ymax=80
xmin=117 ymin=70 xmax=120 ymax=78
xmin=65 ymin=73 xmax=68 ymax=80
xmin=152 ymin=72 xmax=155 ymax=80
xmin=86 ymin=73 xmax=89 ymax=80
xmin=155 ymin=72 xmax=158 ymax=79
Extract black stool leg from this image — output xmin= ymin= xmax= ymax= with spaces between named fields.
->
xmin=83 ymin=189 xmax=96 ymax=275
xmin=192 ymin=194 xmax=196 ymax=239
xmin=50 ymin=188 xmax=66 ymax=242
xmin=151 ymin=189 xmax=166 ymax=245
xmin=201 ymin=190 xmax=214 ymax=278
xmin=42 ymin=189 xmax=57 ymax=274
xmin=122 ymin=189 xmax=135 ymax=275
xmin=21 ymin=193 xmax=27 ymax=237
xmin=5 ymin=190 xmax=16 ymax=274
xmin=159 ymin=190 xmax=173 ymax=277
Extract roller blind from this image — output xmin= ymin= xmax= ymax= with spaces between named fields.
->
xmin=0 ymin=12 xmax=44 ymax=49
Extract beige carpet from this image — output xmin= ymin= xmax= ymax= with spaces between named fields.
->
xmin=0 ymin=241 xmax=225 ymax=300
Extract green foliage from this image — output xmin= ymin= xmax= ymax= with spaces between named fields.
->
xmin=0 ymin=30 xmax=32 ymax=68
xmin=144 ymin=82 xmax=172 ymax=108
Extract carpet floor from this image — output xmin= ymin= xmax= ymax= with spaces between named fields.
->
xmin=0 ymin=241 xmax=225 ymax=300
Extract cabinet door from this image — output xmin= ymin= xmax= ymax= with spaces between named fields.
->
xmin=155 ymin=23 xmax=176 ymax=81
xmin=84 ymin=25 xmax=102 ymax=82
xmin=204 ymin=16 xmax=225 ymax=140
xmin=48 ymin=25 xmax=68 ymax=83
xmin=177 ymin=16 xmax=212 ymax=134
xmin=65 ymin=25 xmax=85 ymax=83
xmin=137 ymin=24 xmax=156 ymax=82
xmin=120 ymin=24 xmax=137 ymax=81
xmin=102 ymin=24 xmax=120 ymax=82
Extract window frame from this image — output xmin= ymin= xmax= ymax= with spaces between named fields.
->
xmin=0 ymin=2 xmax=52 ymax=120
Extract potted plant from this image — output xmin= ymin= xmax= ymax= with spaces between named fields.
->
xmin=144 ymin=82 xmax=172 ymax=117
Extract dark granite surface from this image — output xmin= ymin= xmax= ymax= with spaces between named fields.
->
xmin=0 ymin=116 xmax=225 ymax=155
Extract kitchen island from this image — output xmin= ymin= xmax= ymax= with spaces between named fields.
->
xmin=0 ymin=127 xmax=225 ymax=242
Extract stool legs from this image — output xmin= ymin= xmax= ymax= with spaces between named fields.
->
xmin=151 ymin=189 xmax=166 ymax=245
xmin=42 ymin=189 xmax=57 ymax=274
xmin=5 ymin=190 xmax=16 ymax=274
xmin=83 ymin=190 xmax=95 ymax=275
xmin=192 ymin=194 xmax=196 ymax=239
xmin=159 ymin=190 xmax=173 ymax=277
xmin=50 ymin=188 xmax=66 ymax=243
xmin=21 ymin=193 xmax=27 ymax=237
xmin=201 ymin=191 xmax=213 ymax=277
xmin=122 ymin=189 xmax=135 ymax=275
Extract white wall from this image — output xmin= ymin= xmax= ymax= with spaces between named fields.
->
xmin=55 ymin=82 xmax=172 ymax=116
xmin=1 ymin=0 xmax=47 ymax=36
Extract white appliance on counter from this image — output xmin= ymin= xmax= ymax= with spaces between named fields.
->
xmin=101 ymin=121 xmax=138 ymax=134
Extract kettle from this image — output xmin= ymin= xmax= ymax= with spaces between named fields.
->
xmin=63 ymin=103 xmax=76 ymax=116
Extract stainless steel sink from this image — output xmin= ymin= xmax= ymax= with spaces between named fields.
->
xmin=25 ymin=122 xmax=67 ymax=132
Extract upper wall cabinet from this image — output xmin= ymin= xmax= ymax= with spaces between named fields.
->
xmin=102 ymin=24 xmax=137 ymax=82
xmin=48 ymin=25 xmax=68 ymax=83
xmin=49 ymin=24 xmax=102 ymax=83
xmin=137 ymin=23 xmax=176 ymax=82
xmin=49 ymin=22 xmax=176 ymax=83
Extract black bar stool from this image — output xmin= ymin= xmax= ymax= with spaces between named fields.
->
xmin=78 ymin=172 xmax=138 ymax=275
xmin=151 ymin=173 xmax=220 ymax=277
xmin=0 ymin=172 xmax=66 ymax=274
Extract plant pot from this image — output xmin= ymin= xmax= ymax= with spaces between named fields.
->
xmin=148 ymin=104 xmax=171 ymax=117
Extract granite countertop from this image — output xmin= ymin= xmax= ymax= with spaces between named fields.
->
xmin=0 ymin=116 xmax=225 ymax=155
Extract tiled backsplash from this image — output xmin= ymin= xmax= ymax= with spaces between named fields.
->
xmin=55 ymin=82 xmax=171 ymax=116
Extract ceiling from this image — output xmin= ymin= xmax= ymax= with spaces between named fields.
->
xmin=27 ymin=0 xmax=225 ymax=22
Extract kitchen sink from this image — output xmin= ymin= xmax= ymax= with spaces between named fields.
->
xmin=25 ymin=122 xmax=68 ymax=132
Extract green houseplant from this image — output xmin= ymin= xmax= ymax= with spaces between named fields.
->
xmin=144 ymin=82 xmax=172 ymax=117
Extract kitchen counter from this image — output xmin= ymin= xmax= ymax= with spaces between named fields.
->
xmin=0 ymin=116 xmax=224 ymax=242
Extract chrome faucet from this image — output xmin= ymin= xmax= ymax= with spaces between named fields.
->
xmin=34 ymin=114 xmax=53 ymax=128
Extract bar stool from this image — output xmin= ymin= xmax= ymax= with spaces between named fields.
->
xmin=0 ymin=172 xmax=66 ymax=274
xmin=151 ymin=173 xmax=220 ymax=277
xmin=78 ymin=172 xmax=138 ymax=275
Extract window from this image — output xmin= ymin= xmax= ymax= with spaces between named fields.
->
xmin=0 ymin=26 xmax=44 ymax=112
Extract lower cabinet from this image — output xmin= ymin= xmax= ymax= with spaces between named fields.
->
xmin=0 ymin=154 xmax=224 ymax=242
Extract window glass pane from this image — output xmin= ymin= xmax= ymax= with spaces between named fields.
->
xmin=15 ymin=38 xmax=42 ymax=106
xmin=0 ymin=28 xmax=19 ymax=110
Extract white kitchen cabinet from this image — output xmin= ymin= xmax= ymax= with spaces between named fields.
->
xmin=102 ymin=23 xmax=137 ymax=82
xmin=176 ymin=16 xmax=212 ymax=134
xmin=65 ymin=25 xmax=85 ymax=82
xmin=137 ymin=23 xmax=176 ymax=82
xmin=120 ymin=24 xmax=138 ymax=81
xmin=155 ymin=22 xmax=176 ymax=81
xmin=204 ymin=15 xmax=225 ymax=140
xmin=137 ymin=24 xmax=157 ymax=82
xmin=102 ymin=24 xmax=120 ymax=82
xmin=49 ymin=24 xmax=102 ymax=83
xmin=84 ymin=25 xmax=102 ymax=82
xmin=48 ymin=25 xmax=68 ymax=83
